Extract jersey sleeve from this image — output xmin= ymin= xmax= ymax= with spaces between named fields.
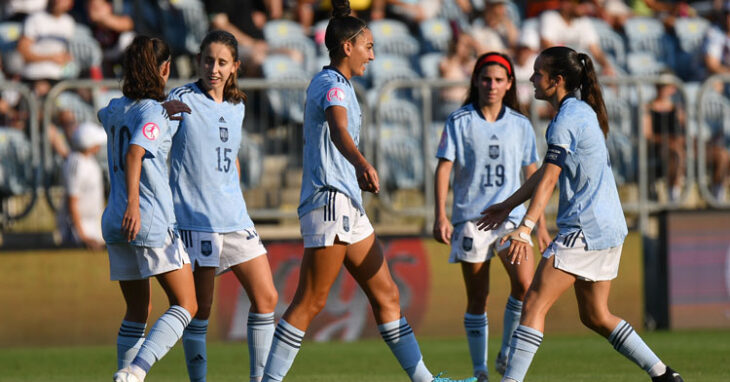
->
xmin=320 ymin=77 xmax=350 ymax=111
xmin=62 ymin=155 xmax=82 ymax=197
xmin=435 ymin=118 xmax=457 ymax=161
xmin=129 ymin=101 xmax=168 ymax=157
xmin=545 ymin=116 xmax=575 ymax=167
xmin=521 ymin=120 xmax=539 ymax=166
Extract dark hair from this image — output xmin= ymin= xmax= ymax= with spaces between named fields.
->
xmin=325 ymin=0 xmax=368 ymax=61
xmin=122 ymin=36 xmax=170 ymax=101
xmin=539 ymin=46 xmax=609 ymax=138
xmin=463 ymin=52 xmax=521 ymax=113
xmin=199 ymin=30 xmax=247 ymax=104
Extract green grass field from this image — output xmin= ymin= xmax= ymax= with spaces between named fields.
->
xmin=1 ymin=329 xmax=728 ymax=381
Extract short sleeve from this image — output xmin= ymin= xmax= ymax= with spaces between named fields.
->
xmin=521 ymin=121 xmax=539 ymax=166
xmin=130 ymin=102 xmax=168 ymax=157
xmin=436 ymin=119 xmax=456 ymax=161
xmin=22 ymin=14 xmax=40 ymax=40
xmin=320 ymin=78 xmax=350 ymax=111
xmin=546 ymin=117 xmax=574 ymax=151
xmin=63 ymin=155 xmax=82 ymax=197
xmin=704 ymin=27 xmax=723 ymax=61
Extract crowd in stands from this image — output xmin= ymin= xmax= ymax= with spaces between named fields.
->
xmin=1 ymin=0 xmax=730 ymax=237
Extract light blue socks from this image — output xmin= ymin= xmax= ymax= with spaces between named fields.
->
xmin=608 ymin=320 xmax=664 ymax=376
xmin=504 ymin=325 xmax=543 ymax=382
xmin=248 ymin=312 xmax=275 ymax=381
xmin=182 ymin=318 xmax=208 ymax=382
xmin=500 ymin=296 xmax=523 ymax=357
xmin=379 ymin=317 xmax=432 ymax=382
xmin=464 ymin=313 xmax=488 ymax=375
xmin=131 ymin=305 xmax=191 ymax=374
xmin=117 ymin=320 xmax=146 ymax=369
xmin=261 ymin=319 xmax=304 ymax=382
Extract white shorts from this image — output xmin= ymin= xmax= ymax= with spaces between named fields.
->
xmin=179 ymin=228 xmax=267 ymax=275
xmin=107 ymin=229 xmax=190 ymax=281
xmin=543 ymin=230 xmax=623 ymax=282
xmin=449 ymin=220 xmax=516 ymax=263
xmin=300 ymin=190 xmax=374 ymax=248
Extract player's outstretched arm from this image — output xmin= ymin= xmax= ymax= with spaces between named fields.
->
xmin=477 ymin=165 xmax=545 ymax=230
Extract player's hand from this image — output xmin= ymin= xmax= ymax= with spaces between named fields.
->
xmin=477 ymin=202 xmax=510 ymax=231
xmin=536 ymin=224 xmax=552 ymax=253
xmin=162 ymin=100 xmax=191 ymax=121
xmin=356 ymin=161 xmax=380 ymax=194
xmin=432 ymin=216 xmax=452 ymax=244
xmin=500 ymin=226 xmax=532 ymax=265
xmin=121 ymin=204 xmax=141 ymax=242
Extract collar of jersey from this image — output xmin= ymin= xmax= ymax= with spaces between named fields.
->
xmin=323 ymin=65 xmax=350 ymax=85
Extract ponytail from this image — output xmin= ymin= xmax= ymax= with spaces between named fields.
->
xmin=540 ymin=46 xmax=609 ymax=138
xmin=577 ymin=53 xmax=609 ymax=138
xmin=122 ymin=35 xmax=170 ymax=101
xmin=325 ymin=0 xmax=367 ymax=61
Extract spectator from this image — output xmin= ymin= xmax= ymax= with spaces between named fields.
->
xmin=57 ymin=121 xmax=106 ymax=250
xmin=297 ymin=0 xmax=386 ymax=34
xmin=49 ymin=108 xmax=77 ymax=160
xmin=16 ymin=0 xmax=76 ymax=96
xmin=539 ymin=0 xmax=615 ymax=75
xmin=642 ymin=72 xmax=686 ymax=201
xmin=85 ymin=0 xmax=135 ymax=77
xmin=513 ymin=26 xmax=540 ymax=110
xmin=472 ymin=0 xmax=520 ymax=54
xmin=385 ymin=0 xmax=442 ymax=32
xmin=2 ymin=0 xmax=47 ymax=22
xmin=438 ymin=32 xmax=478 ymax=119
xmin=205 ymin=0 xmax=272 ymax=77
xmin=702 ymin=2 xmax=730 ymax=77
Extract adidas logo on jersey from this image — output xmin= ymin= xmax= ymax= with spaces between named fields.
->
xmin=490 ymin=134 xmax=498 ymax=141
xmin=219 ymin=116 xmax=226 ymax=123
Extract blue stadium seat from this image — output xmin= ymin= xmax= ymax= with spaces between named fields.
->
xmin=261 ymin=55 xmax=309 ymax=124
xmin=173 ymin=0 xmax=209 ymax=54
xmin=0 ymin=127 xmax=33 ymax=197
xmin=0 ymin=21 xmax=22 ymax=52
xmin=674 ymin=17 xmax=710 ymax=81
xmin=591 ymin=18 xmax=626 ymax=69
xmin=624 ymin=17 xmax=676 ymax=69
xmin=68 ymin=28 xmax=103 ymax=77
xmin=380 ymin=128 xmax=424 ymax=189
xmin=56 ymin=91 xmax=98 ymax=124
xmin=368 ymin=54 xmax=419 ymax=89
xmin=603 ymin=91 xmax=636 ymax=184
xmin=626 ymin=51 xmax=666 ymax=76
xmin=263 ymin=20 xmax=318 ymax=74
xmin=238 ymin=129 xmax=262 ymax=189
xmin=377 ymin=98 xmax=421 ymax=136
xmin=368 ymin=19 xmax=420 ymax=57
xmin=699 ymin=90 xmax=730 ymax=144
xmin=419 ymin=52 xmax=444 ymax=79
xmin=419 ymin=18 xmax=452 ymax=53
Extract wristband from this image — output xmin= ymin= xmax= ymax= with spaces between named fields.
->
xmin=522 ymin=218 xmax=535 ymax=231
xmin=518 ymin=231 xmax=532 ymax=244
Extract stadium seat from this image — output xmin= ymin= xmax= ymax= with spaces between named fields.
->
xmin=368 ymin=19 xmax=420 ymax=57
xmin=626 ymin=51 xmax=666 ymax=76
xmin=68 ymin=29 xmax=103 ymax=78
xmin=368 ymin=54 xmax=419 ymax=90
xmin=419 ymin=52 xmax=444 ymax=79
xmin=0 ymin=21 xmax=22 ymax=52
xmin=261 ymin=55 xmax=309 ymax=124
xmin=698 ymin=90 xmax=730 ymax=143
xmin=624 ymin=17 xmax=676 ymax=70
xmin=419 ymin=18 xmax=452 ymax=53
xmin=239 ymin=129 xmax=263 ymax=189
xmin=591 ymin=18 xmax=626 ymax=69
xmin=603 ymin=92 xmax=636 ymax=184
xmin=56 ymin=91 xmax=98 ymax=124
xmin=173 ymin=0 xmax=209 ymax=54
xmin=674 ymin=17 xmax=710 ymax=81
xmin=0 ymin=127 xmax=33 ymax=197
xmin=263 ymin=20 xmax=318 ymax=74
xmin=379 ymin=128 xmax=424 ymax=189
xmin=377 ymin=98 xmax=422 ymax=136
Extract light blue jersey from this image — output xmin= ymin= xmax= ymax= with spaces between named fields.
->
xmin=545 ymin=97 xmax=628 ymax=250
xmin=298 ymin=66 xmax=363 ymax=217
xmin=437 ymin=104 xmax=539 ymax=225
xmin=167 ymin=82 xmax=254 ymax=232
xmin=98 ymin=97 xmax=175 ymax=247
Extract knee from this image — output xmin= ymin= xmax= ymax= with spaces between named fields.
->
xmin=512 ymin=281 xmax=530 ymax=300
xmin=578 ymin=309 xmax=612 ymax=333
xmin=179 ymin=299 xmax=198 ymax=318
xmin=195 ymin=301 xmax=212 ymax=320
xmin=125 ymin=301 xmax=152 ymax=323
xmin=251 ymin=287 xmax=279 ymax=313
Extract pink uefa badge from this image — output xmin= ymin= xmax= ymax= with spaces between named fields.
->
xmin=326 ymin=87 xmax=345 ymax=102
xmin=142 ymin=122 xmax=159 ymax=140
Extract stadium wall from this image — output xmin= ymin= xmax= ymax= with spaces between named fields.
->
xmin=0 ymin=233 xmax=643 ymax=347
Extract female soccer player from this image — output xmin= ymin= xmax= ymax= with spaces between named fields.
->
xmin=167 ymin=30 xmax=278 ymax=382
xmin=261 ymin=1 xmax=475 ymax=382
xmin=478 ymin=46 xmax=683 ymax=382
xmin=433 ymin=52 xmax=551 ymax=381
xmin=99 ymin=35 xmax=196 ymax=382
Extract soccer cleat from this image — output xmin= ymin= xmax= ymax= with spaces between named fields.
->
xmin=651 ymin=366 xmax=683 ymax=382
xmin=113 ymin=366 xmax=144 ymax=382
xmin=495 ymin=351 xmax=508 ymax=375
xmin=475 ymin=370 xmax=489 ymax=382
xmin=432 ymin=372 xmax=479 ymax=382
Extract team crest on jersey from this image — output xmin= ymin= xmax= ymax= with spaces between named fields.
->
xmin=201 ymin=240 xmax=212 ymax=256
xmin=326 ymin=87 xmax=346 ymax=102
xmin=142 ymin=122 xmax=159 ymax=140
xmin=219 ymin=127 xmax=228 ymax=142
xmin=343 ymin=216 xmax=350 ymax=232
xmin=462 ymin=236 xmax=473 ymax=251
xmin=489 ymin=144 xmax=500 ymax=159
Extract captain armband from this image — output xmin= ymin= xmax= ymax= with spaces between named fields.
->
xmin=544 ymin=144 xmax=567 ymax=167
